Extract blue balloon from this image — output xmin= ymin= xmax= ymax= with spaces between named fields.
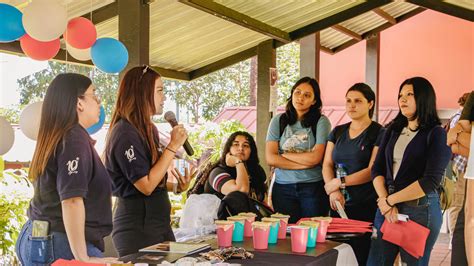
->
xmin=87 ymin=106 xmax=105 ymax=135
xmin=0 ymin=3 xmax=26 ymax=42
xmin=91 ymin=38 xmax=129 ymax=74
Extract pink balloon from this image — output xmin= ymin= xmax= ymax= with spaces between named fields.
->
xmin=64 ymin=17 xmax=97 ymax=49
xmin=20 ymin=34 xmax=60 ymax=61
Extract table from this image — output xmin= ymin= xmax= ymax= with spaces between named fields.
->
xmin=120 ymin=236 xmax=357 ymax=265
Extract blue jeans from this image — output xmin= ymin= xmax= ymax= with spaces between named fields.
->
xmin=367 ymin=193 xmax=442 ymax=266
xmin=15 ymin=220 xmax=103 ymax=265
xmin=272 ymin=181 xmax=329 ymax=224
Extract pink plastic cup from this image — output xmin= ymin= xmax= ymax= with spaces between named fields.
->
xmin=311 ymin=217 xmax=332 ymax=243
xmin=252 ymin=222 xmax=271 ymax=250
xmin=290 ymin=226 xmax=309 ymax=253
xmin=271 ymin=213 xmax=290 ymax=239
xmin=215 ymin=220 xmax=235 ymax=247
xmin=238 ymin=212 xmax=257 ymax=237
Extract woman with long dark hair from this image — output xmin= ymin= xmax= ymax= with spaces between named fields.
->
xmin=15 ymin=73 xmax=118 ymax=264
xmin=322 ymin=83 xmax=383 ymax=265
xmin=204 ymin=131 xmax=267 ymax=202
xmin=104 ymin=66 xmax=193 ymax=257
xmin=266 ymin=77 xmax=331 ymax=223
xmin=367 ymin=77 xmax=452 ymax=265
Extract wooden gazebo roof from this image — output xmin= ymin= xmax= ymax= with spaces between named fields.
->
xmin=0 ymin=0 xmax=472 ymax=80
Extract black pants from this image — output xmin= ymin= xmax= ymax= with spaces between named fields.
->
xmin=113 ymin=190 xmax=175 ymax=257
xmin=452 ymin=188 xmax=468 ymax=266
xmin=331 ymin=198 xmax=377 ymax=266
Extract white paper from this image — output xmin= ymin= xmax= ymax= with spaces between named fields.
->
xmin=463 ymin=123 xmax=474 ymax=179
xmin=269 ymin=68 xmax=278 ymax=113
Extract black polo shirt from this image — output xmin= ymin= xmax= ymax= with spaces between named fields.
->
xmin=105 ymin=119 xmax=164 ymax=198
xmin=327 ymin=122 xmax=383 ymax=205
xmin=27 ymin=124 xmax=112 ymax=251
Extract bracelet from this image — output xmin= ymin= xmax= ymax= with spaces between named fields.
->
xmin=386 ymin=197 xmax=394 ymax=208
xmin=235 ymin=160 xmax=243 ymax=165
xmin=166 ymin=146 xmax=176 ymax=154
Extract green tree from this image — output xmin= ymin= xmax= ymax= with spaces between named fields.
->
xmin=0 ymin=105 xmax=22 ymax=124
xmin=276 ymin=42 xmax=300 ymax=105
xmin=17 ymin=61 xmax=118 ymax=122
xmin=165 ymin=59 xmax=251 ymax=123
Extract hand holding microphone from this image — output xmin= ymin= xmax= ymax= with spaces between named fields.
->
xmin=164 ymin=111 xmax=194 ymax=156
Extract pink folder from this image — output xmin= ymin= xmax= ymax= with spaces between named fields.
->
xmin=381 ymin=220 xmax=430 ymax=258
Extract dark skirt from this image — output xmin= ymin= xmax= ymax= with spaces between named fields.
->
xmin=112 ymin=189 xmax=175 ymax=257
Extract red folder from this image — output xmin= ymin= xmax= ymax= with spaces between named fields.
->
xmin=381 ymin=220 xmax=430 ymax=258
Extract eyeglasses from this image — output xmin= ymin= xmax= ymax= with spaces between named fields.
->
xmin=80 ymin=93 xmax=101 ymax=103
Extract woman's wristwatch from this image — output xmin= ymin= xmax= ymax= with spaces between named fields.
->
xmin=235 ymin=160 xmax=244 ymax=165
xmin=340 ymin=176 xmax=346 ymax=189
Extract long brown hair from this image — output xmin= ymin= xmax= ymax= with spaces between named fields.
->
xmin=29 ymin=73 xmax=92 ymax=180
xmin=106 ymin=66 xmax=161 ymax=164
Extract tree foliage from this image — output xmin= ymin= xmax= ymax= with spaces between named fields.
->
xmin=165 ymin=60 xmax=251 ymax=123
xmin=17 ymin=61 xmax=118 ymax=123
xmin=276 ymin=42 xmax=300 ymax=106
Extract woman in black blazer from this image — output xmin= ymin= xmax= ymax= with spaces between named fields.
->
xmin=367 ymin=77 xmax=452 ymax=266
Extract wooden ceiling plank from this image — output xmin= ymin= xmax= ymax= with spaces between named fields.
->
xmin=407 ymin=0 xmax=473 ymax=22
xmin=373 ymin=8 xmax=396 ymax=24
xmin=289 ymin=0 xmax=391 ymax=40
xmin=80 ymin=2 xmax=118 ymax=25
xmin=189 ymin=46 xmax=259 ymax=80
xmin=178 ymin=0 xmax=291 ymax=43
xmin=333 ymin=7 xmax=426 ymax=54
xmin=331 ymin=24 xmax=362 ymax=41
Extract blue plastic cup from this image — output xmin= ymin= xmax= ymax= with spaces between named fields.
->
xmin=300 ymin=221 xmax=319 ymax=248
xmin=262 ymin=217 xmax=280 ymax=244
xmin=227 ymin=216 xmax=246 ymax=242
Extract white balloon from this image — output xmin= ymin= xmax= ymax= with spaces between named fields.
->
xmin=20 ymin=101 xmax=43 ymax=141
xmin=67 ymin=45 xmax=91 ymax=61
xmin=0 ymin=116 xmax=14 ymax=155
xmin=22 ymin=0 xmax=67 ymax=42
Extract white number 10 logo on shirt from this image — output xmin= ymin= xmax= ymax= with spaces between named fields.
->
xmin=67 ymin=157 xmax=79 ymax=175
xmin=125 ymin=145 xmax=136 ymax=163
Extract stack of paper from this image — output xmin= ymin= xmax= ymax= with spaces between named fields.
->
xmin=327 ymin=218 xmax=372 ymax=233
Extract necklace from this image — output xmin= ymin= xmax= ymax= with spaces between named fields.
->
xmin=408 ymin=126 xmax=419 ymax=132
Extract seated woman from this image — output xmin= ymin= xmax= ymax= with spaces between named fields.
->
xmin=204 ymin=131 xmax=268 ymax=217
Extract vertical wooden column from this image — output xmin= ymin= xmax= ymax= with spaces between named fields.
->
xmin=118 ymin=0 xmax=150 ymax=76
xmin=299 ymin=32 xmax=321 ymax=80
xmin=366 ymin=33 xmax=380 ymax=121
xmin=256 ymin=40 xmax=276 ymax=176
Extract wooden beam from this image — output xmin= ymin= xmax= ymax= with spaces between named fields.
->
xmin=320 ymin=45 xmax=334 ymax=55
xmin=289 ymin=0 xmax=391 ymax=40
xmin=331 ymin=24 xmax=362 ymax=41
xmin=151 ymin=66 xmax=190 ymax=81
xmin=0 ymin=41 xmax=94 ymax=66
xmin=256 ymin=39 xmax=275 ymax=176
xmin=333 ymin=7 xmax=426 ymax=54
xmin=407 ymin=0 xmax=473 ymax=22
xmin=189 ymin=46 xmax=259 ymax=80
xmin=178 ymin=0 xmax=291 ymax=43
xmin=80 ymin=2 xmax=118 ymax=25
xmin=300 ymin=33 xmax=321 ymax=80
xmin=373 ymin=8 xmax=396 ymax=25
xmin=118 ymin=0 xmax=150 ymax=73
xmin=366 ymin=34 xmax=380 ymax=121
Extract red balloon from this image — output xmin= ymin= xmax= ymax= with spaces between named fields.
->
xmin=20 ymin=34 xmax=60 ymax=61
xmin=64 ymin=17 xmax=97 ymax=49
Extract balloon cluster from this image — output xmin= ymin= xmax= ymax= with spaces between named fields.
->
xmin=0 ymin=1 xmax=128 ymax=73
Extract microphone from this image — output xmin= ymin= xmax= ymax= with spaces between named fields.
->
xmin=164 ymin=111 xmax=194 ymax=156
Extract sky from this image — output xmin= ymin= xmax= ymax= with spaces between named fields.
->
xmin=0 ymin=53 xmax=48 ymax=108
